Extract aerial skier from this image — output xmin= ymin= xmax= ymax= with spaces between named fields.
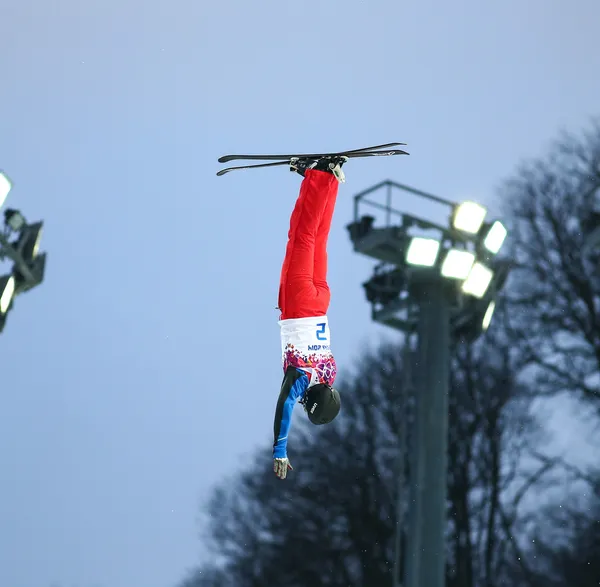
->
xmin=272 ymin=156 xmax=348 ymax=480
xmin=214 ymin=141 xmax=408 ymax=480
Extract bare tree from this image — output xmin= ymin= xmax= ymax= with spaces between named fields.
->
xmin=475 ymin=119 xmax=600 ymax=587
xmin=503 ymin=121 xmax=600 ymax=413
xmin=502 ymin=458 xmax=600 ymax=587
xmin=446 ymin=316 xmax=558 ymax=587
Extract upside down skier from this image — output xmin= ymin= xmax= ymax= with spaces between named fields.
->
xmin=272 ymin=155 xmax=348 ymax=480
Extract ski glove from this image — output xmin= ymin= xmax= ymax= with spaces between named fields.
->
xmin=273 ymin=457 xmax=293 ymax=480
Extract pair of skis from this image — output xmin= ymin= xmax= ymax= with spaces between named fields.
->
xmin=216 ymin=142 xmax=409 ymax=176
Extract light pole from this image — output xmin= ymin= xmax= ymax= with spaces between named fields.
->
xmin=0 ymin=170 xmax=47 ymax=334
xmin=347 ymin=181 xmax=509 ymax=587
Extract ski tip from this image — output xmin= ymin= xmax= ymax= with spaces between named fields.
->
xmin=216 ymin=168 xmax=230 ymax=176
xmin=217 ymin=155 xmax=245 ymax=163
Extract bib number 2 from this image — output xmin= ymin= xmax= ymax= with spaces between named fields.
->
xmin=316 ymin=322 xmax=327 ymax=341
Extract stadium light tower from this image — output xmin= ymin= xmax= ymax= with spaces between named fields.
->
xmin=347 ymin=181 xmax=510 ymax=587
xmin=0 ymin=170 xmax=47 ymax=334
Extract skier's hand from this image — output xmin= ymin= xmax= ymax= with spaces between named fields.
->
xmin=273 ymin=457 xmax=293 ymax=480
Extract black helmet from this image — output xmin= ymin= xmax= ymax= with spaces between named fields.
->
xmin=304 ymin=384 xmax=341 ymax=425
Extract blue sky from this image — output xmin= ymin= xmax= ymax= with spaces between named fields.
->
xmin=1 ymin=1 xmax=599 ymax=586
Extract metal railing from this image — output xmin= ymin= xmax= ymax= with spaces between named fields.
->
xmin=353 ymin=180 xmax=455 ymax=227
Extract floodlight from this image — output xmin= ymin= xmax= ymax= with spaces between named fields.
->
xmin=17 ymin=221 xmax=43 ymax=261
xmin=11 ymin=252 xmax=46 ymax=295
xmin=453 ymin=201 xmax=487 ymax=234
xmin=461 ymin=262 xmax=494 ymax=298
xmin=482 ymin=301 xmax=495 ymax=331
xmin=4 ymin=208 xmax=25 ymax=232
xmin=405 ymin=237 xmax=440 ymax=267
xmin=0 ymin=274 xmax=15 ymax=314
xmin=440 ymin=249 xmax=475 ymax=279
xmin=483 ymin=221 xmax=507 ymax=254
xmin=0 ymin=171 xmax=12 ymax=208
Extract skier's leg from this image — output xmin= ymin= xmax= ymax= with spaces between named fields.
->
xmin=278 ymin=170 xmax=332 ymax=320
xmin=312 ymin=174 xmax=339 ymax=312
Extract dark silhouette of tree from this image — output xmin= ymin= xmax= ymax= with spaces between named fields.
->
xmin=544 ymin=500 xmax=600 ymax=587
xmin=503 ymin=121 xmax=600 ymax=413
xmin=482 ymin=121 xmax=600 ymax=586
xmin=501 ymin=459 xmax=600 ymax=587
xmin=446 ymin=323 xmax=560 ymax=587
xmin=180 ymin=334 xmax=547 ymax=587
xmin=462 ymin=119 xmax=600 ymax=587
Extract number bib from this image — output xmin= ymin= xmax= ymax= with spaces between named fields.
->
xmin=278 ymin=316 xmax=337 ymax=387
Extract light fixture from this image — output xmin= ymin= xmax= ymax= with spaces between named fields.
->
xmin=4 ymin=208 xmax=25 ymax=232
xmin=483 ymin=221 xmax=507 ymax=254
xmin=13 ymin=252 xmax=46 ymax=294
xmin=440 ymin=249 xmax=475 ymax=279
xmin=481 ymin=301 xmax=496 ymax=330
xmin=405 ymin=237 xmax=440 ymax=267
xmin=0 ymin=171 xmax=12 ymax=209
xmin=453 ymin=201 xmax=487 ymax=234
xmin=0 ymin=274 xmax=15 ymax=314
xmin=461 ymin=262 xmax=494 ymax=298
xmin=17 ymin=221 xmax=43 ymax=261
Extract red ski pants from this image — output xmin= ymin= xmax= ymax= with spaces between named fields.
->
xmin=278 ymin=169 xmax=339 ymax=320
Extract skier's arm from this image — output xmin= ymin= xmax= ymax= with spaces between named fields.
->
xmin=273 ymin=367 xmax=309 ymax=459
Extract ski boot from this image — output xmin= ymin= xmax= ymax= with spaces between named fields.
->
xmin=290 ymin=155 xmax=348 ymax=183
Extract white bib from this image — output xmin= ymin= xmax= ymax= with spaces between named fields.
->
xmin=279 ymin=315 xmax=336 ymax=387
